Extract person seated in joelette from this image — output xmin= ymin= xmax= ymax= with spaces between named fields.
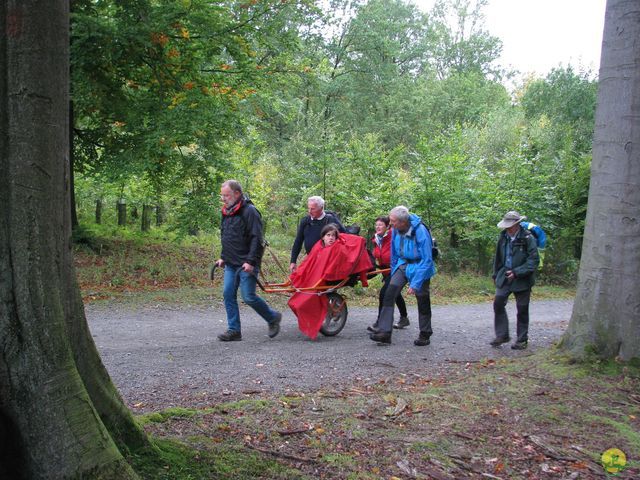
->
xmin=288 ymin=224 xmax=372 ymax=339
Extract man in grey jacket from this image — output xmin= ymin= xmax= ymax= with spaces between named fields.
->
xmin=491 ymin=211 xmax=539 ymax=350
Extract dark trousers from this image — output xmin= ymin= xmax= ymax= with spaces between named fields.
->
xmin=377 ymin=274 xmax=408 ymax=319
xmin=493 ymin=287 xmax=531 ymax=343
xmin=377 ymin=267 xmax=432 ymax=337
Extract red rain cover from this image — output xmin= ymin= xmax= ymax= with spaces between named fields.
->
xmin=288 ymin=233 xmax=372 ymax=339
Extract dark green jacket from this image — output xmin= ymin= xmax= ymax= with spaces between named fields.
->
xmin=492 ymin=226 xmax=539 ymax=291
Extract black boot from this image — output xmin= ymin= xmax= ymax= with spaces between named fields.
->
xmin=218 ymin=330 xmax=242 ymax=341
xmin=369 ymin=332 xmax=391 ymax=344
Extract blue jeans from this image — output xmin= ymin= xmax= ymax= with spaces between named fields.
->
xmin=223 ymin=264 xmax=278 ymax=332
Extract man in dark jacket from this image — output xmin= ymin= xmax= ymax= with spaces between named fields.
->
xmin=216 ymin=180 xmax=282 ymax=341
xmin=491 ymin=211 xmax=539 ymax=350
xmin=289 ymin=196 xmax=345 ymax=273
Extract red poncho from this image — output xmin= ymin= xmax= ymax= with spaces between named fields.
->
xmin=288 ymin=233 xmax=373 ymax=339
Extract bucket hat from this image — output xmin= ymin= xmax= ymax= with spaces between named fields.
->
xmin=497 ymin=210 xmax=526 ymax=229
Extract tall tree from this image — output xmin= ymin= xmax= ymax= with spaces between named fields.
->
xmin=429 ymin=0 xmax=502 ymax=80
xmin=1 ymin=1 xmax=145 ymax=477
xmin=560 ymin=0 xmax=640 ymax=361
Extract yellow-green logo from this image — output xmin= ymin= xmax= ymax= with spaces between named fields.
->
xmin=601 ymin=448 xmax=627 ymax=475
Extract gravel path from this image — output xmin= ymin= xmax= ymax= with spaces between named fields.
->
xmin=87 ymin=299 xmax=573 ymax=411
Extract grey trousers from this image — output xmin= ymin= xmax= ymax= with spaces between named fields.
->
xmin=493 ymin=286 xmax=531 ymax=343
xmin=377 ymin=266 xmax=432 ymax=338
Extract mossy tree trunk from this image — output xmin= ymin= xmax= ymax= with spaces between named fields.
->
xmin=0 ymin=1 xmax=146 ymax=478
xmin=560 ymin=0 xmax=640 ymax=361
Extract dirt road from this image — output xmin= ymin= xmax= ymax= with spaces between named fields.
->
xmin=87 ymin=300 xmax=573 ymax=411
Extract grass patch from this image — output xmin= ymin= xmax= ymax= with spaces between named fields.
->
xmin=213 ymin=399 xmax=272 ymax=412
xmin=585 ymin=416 xmax=640 ymax=452
xmin=137 ymin=408 xmax=201 ymax=426
xmin=129 ymin=437 xmax=304 ymax=479
xmin=321 ymin=453 xmax=358 ymax=468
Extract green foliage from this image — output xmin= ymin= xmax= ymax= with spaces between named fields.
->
xmin=72 ymin=0 xmax=310 ymax=234
xmin=429 ymin=0 xmax=504 ymax=79
xmin=72 ymin=0 xmax=598 ymax=279
xmin=329 ymin=134 xmax=405 ymax=225
xmin=521 ymin=66 xmax=598 ymax=154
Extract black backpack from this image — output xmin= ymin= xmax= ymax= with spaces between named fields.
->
xmin=422 ymin=223 xmax=440 ymax=260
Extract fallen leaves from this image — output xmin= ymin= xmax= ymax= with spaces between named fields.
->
xmin=385 ymin=397 xmax=408 ymax=417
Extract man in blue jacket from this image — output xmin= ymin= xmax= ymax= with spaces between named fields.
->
xmin=369 ymin=206 xmax=436 ymax=346
xmin=491 ymin=211 xmax=539 ymax=350
xmin=215 ymin=180 xmax=282 ymax=341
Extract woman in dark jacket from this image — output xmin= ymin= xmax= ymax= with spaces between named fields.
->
xmin=368 ymin=216 xmax=409 ymax=332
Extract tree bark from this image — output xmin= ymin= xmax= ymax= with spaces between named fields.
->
xmin=141 ymin=204 xmax=152 ymax=232
xmin=69 ymin=100 xmax=79 ymax=229
xmin=156 ymin=202 xmax=165 ymax=226
xmin=96 ymin=198 xmax=103 ymax=224
xmin=0 ymin=1 xmax=144 ymax=477
xmin=560 ymin=0 xmax=640 ymax=361
xmin=117 ymin=199 xmax=127 ymax=226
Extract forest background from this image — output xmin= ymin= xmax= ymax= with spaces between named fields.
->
xmin=70 ymin=0 xmax=598 ymax=285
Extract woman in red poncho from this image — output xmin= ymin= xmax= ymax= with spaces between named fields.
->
xmin=288 ymin=225 xmax=372 ymax=339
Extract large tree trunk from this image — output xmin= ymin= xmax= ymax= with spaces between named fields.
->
xmin=0 ymin=1 xmax=144 ymax=477
xmin=69 ymin=100 xmax=79 ymax=229
xmin=560 ymin=0 xmax=640 ymax=361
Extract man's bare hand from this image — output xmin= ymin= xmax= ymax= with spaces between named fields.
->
xmin=242 ymin=263 xmax=254 ymax=273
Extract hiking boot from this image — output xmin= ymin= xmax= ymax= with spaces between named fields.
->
xmin=393 ymin=316 xmax=410 ymax=329
xmin=511 ymin=341 xmax=528 ymax=350
xmin=369 ymin=332 xmax=391 ymax=345
xmin=367 ymin=324 xmax=380 ymax=333
xmin=490 ymin=336 xmax=511 ymax=347
xmin=218 ymin=330 xmax=242 ymax=342
xmin=268 ymin=312 xmax=282 ymax=338
xmin=414 ymin=334 xmax=430 ymax=346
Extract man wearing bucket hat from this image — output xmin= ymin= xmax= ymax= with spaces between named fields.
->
xmin=490 ymin=210 xmax=539 ymax=350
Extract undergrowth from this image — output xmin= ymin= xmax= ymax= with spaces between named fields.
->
xmin=73 ymin=225 xmax=574 ymax=306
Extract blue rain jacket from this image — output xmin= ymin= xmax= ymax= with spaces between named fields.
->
xmin=390 ymin=213 xmax=436 ymax=290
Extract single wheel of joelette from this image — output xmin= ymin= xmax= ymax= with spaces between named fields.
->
xmin=319 ymin=292 xmax=348 ymax=336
